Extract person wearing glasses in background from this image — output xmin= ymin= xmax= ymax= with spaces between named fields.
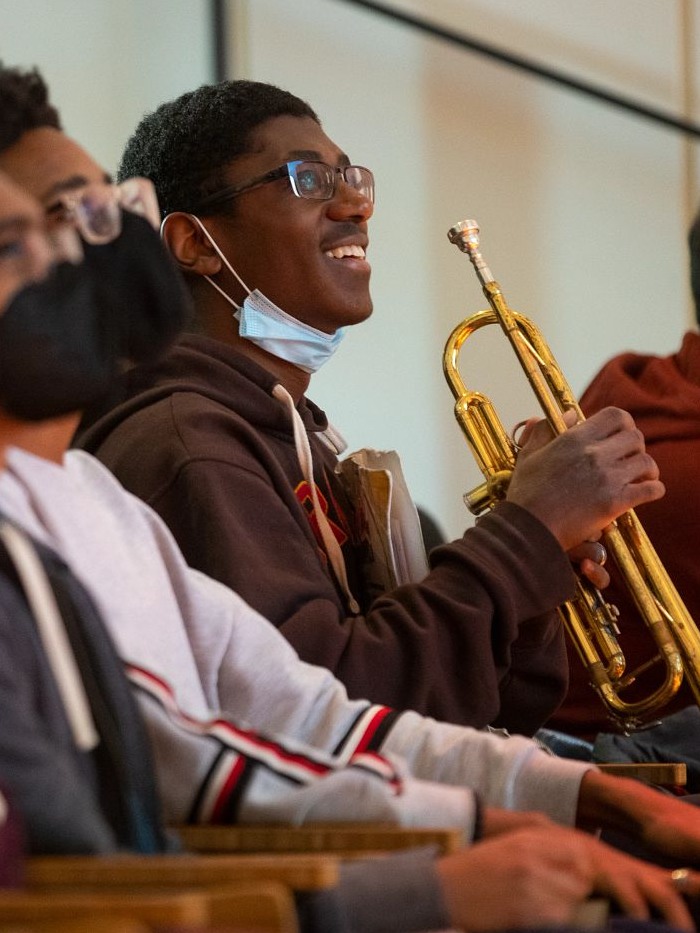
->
xmin=0 ymin=163 xmax=180 ymax=857
xmin=79 ymin=78 xmax=660 ymax=737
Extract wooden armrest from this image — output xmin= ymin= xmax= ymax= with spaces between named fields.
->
xmin=172 ymin=822 xmax=464 ymax=856
xmin=0 ymin=883 xmax=299 ymax=933
xmin=0 ymin=919 xmax=150 ymax=933
xmin=28 ymin=852 xmax=339 ymax=892
xmin=0 ymin=889 xmax=213 ymax=926
xmin=205 ymin=882 xmax=298 ymax=933
xmin=597 ymin=762 xmax=687 ymax=786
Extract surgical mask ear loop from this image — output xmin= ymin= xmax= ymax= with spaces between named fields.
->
xmin=189 ymin=213 xmax=251 ymax=309
xmin=160 ymin=213 xmax=250 ymax=311
xmin=273 ymin=384 xmax=360 ymax=615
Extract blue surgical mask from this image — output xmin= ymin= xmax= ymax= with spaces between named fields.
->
xmin=236 ymin=289 xmax=345 ymax=374
xmin=183 ymin=215 xmax=346 ymax=373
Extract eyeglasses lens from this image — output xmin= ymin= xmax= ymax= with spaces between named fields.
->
xmin=74 ymin=189 xmax=121 ymax=245
xmin=291 ymin=163 xmax=333 ymax=199
xmin=290 ymin=162 xmax=374 ymax=202
xmin=345 ymin=166 xmax=374 ymax=202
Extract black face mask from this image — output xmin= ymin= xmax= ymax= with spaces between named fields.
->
xmin=0 ymin=211 xmax=191 ymax=421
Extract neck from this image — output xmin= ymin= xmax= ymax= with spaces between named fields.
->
xmin=0 ymin=412 xmax=80 ymax=465
xmin=231 ymin=332 xmax=311 ymax=402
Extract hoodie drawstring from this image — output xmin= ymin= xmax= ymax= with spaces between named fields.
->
xmin=272 ymin=384 xmax=360 ymax=615
xmin=0 ymin=522 xmax=99 ymax=751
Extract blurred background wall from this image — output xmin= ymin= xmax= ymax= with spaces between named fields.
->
xmin=2 ymin=0 xmax=699 ymax=540
xmin=0 ymin=0 xmax=212 ymax=175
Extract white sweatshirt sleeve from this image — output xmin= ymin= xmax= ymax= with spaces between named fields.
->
xmin=127 ymin=664 xmax=477 ymax=837
xmin=381 ymin=713 xmax=594 ymax=826
xmin=144 ymin=546 xmax=593 ymax=829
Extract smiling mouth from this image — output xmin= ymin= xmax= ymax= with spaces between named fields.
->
xmin=324 ymin=244 xmax=366 ymax=260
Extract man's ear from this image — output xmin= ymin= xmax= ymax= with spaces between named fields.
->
xmin=161 ymin=212 xmax=222 ymax=277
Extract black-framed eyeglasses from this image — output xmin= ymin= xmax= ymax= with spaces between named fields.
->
xmin=195 ymin=160 xmax=375 ymax=213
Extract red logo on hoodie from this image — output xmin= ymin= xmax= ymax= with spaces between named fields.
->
xmin=295 ymin=480 xmax=348 ymax=556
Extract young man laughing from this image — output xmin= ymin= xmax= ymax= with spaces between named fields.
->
xmin=80 ymin=79 xmax=661 ymax=735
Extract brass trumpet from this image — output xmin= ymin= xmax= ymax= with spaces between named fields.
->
xmin=444 ymin=219 xmax=700 ymax=731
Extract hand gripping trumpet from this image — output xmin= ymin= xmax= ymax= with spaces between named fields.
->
xmin=444 ymin=219 xmax=700 ymax=732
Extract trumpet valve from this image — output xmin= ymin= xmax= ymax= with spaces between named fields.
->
xmin=463 ymin=470 xmax=512 ymax=516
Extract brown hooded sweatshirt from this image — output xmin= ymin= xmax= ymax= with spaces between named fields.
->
xmin=78 ymin=333 xmax=574 ymax=735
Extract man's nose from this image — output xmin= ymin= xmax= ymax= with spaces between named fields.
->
xmin=326 ymin=176 xmax=373 ymax=222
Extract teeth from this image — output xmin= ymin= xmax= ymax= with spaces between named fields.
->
xmin=324 ymin=244 xmax=366 ymax=260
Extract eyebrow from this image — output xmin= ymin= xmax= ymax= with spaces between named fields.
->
xmin=286 ymin=149 xmax=351 ymax=166
xmin=41 ymin=171 xmax=113 ymax=204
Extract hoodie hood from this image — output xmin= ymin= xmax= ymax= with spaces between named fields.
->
xmin=77 ymin=333 xmax=330 ymax=454
xmin=580 ymin=331 xmax=700 ymax=444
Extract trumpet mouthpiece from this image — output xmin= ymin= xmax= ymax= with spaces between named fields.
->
xmin=448 ymin=219 xmax=480 ymax=253
xmin=448 ymin=219 xmax=494 ymax=284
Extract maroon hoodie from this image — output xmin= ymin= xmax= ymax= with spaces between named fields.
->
xmin=548 ymin=331 xmax=700 ymax=738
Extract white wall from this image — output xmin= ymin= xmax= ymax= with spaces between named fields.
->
xmin=2 ymin=0 xmax=698 ymax=541
xmin=229 ymin=0 xmax=700 ymax=540
xmin=0 ymin=0 xmax=212 ymax=175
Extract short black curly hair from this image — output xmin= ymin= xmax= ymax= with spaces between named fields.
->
xmin=0 ymin=62 xmax=61 ymax=154
xmin=118 ymin=79 xmax=319 ymax=217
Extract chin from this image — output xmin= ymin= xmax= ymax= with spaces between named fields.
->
xmin=341 ymin=298 xmax=373 ymax=328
